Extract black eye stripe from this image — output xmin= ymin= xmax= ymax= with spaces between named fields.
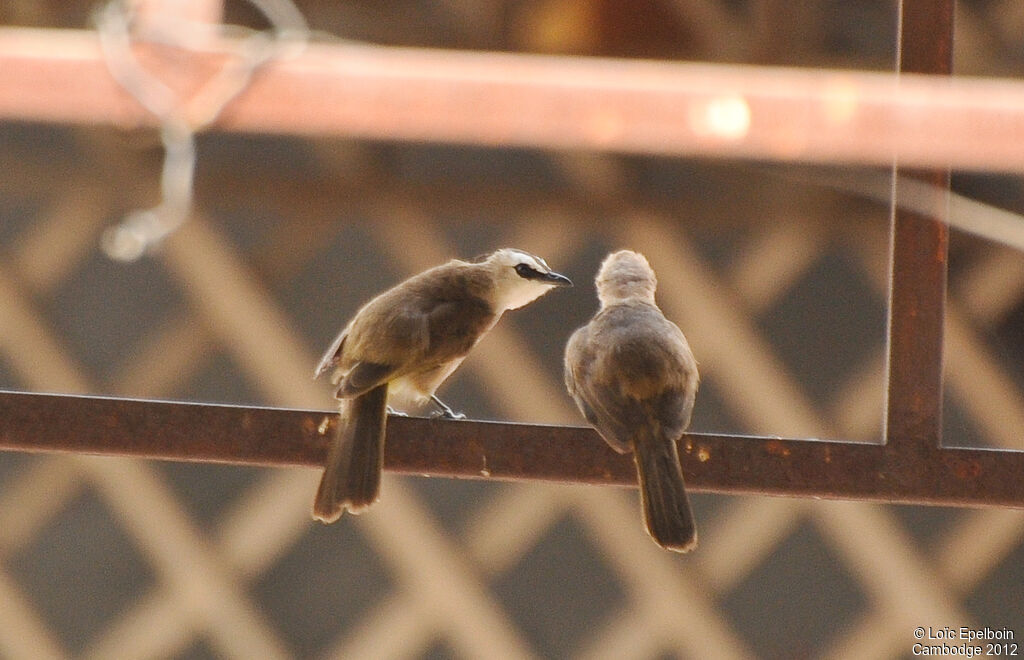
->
xmin=514 ymin=263 xmax=544 ymax=279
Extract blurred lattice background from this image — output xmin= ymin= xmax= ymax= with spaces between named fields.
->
xmin=2 ymin=1 xmax=1024 ymax=658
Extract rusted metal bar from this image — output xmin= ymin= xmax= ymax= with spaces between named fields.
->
xmin=899 ymin=0 xmax=954 ymax=75
xmin=1 ymin=391 xmax=1022 ymax=509
xmin=884 ymin=0 xmax=953 ymax=448
xmin=5 ymin=27 xmax=1024 ymax=172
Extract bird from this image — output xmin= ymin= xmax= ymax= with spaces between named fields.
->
xmin=564 ymin=250 xmax=699 ymax=552
xmin=313 ymin=248 xmax=572 ymax=522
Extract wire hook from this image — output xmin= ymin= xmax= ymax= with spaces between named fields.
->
xmin=94 ymin=0 xmax=309 ymax=261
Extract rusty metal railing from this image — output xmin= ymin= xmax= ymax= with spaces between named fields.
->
xmin=1 ymin=390 xmax=1021 ymax=508
xmin=4 ymin=0 xmax=1021 ymax=511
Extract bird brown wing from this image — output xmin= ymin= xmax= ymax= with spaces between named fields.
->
xmin=314 ymin=327 xmax=348 ymax=379
xmin=424 ymin=297 xmax=495 ymax=364
xmin=336 ymin=361 xmax=398 ymax=399
xmin=564 ymin=325 xmax=634 ymax=454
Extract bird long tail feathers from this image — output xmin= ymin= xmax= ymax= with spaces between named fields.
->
xmin=313 ymin=384 xmax=388 ymax=522
xmin=632 ymin=426 xmax=697 ymax=552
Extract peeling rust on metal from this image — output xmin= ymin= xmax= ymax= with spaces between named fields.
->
xmin=946 ymin=456 xmax=983 ymax=480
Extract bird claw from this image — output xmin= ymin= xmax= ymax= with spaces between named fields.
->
xmin=431 ymin=409 xmax=466 ymax=420
xmin=386 ymin=406 xmax=409 ymax=417
xmin=429 ymin=395 xmax=465 ymax=420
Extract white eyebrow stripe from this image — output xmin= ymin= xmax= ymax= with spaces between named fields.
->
xmin=509 ymin=250 xmax=548 ymax=270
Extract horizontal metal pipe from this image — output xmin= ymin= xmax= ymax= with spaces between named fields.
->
xmin=3 ymin=28 xmax=1024 ymax=172
xmin=1 ymin=391 xmax=1021 ymax=509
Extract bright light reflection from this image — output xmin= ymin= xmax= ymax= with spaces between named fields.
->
xmin=689 ymin=94 xmax=751 ymax=140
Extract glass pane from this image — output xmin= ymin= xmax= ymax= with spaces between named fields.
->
xmin=942 ymin=8 xmax=1024 ymax=450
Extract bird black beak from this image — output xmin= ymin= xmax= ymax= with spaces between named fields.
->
xmin=545 ymin=271 xmax=573 ymax=286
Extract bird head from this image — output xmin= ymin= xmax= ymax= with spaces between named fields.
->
xmin=485 ymin=248 xmax=573 ymax=311
xmin=595 ymin=250 xmax=657 ymax=306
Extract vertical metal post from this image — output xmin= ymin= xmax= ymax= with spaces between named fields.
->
xmin=885 ymin=0 xmax=954 ymax=447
